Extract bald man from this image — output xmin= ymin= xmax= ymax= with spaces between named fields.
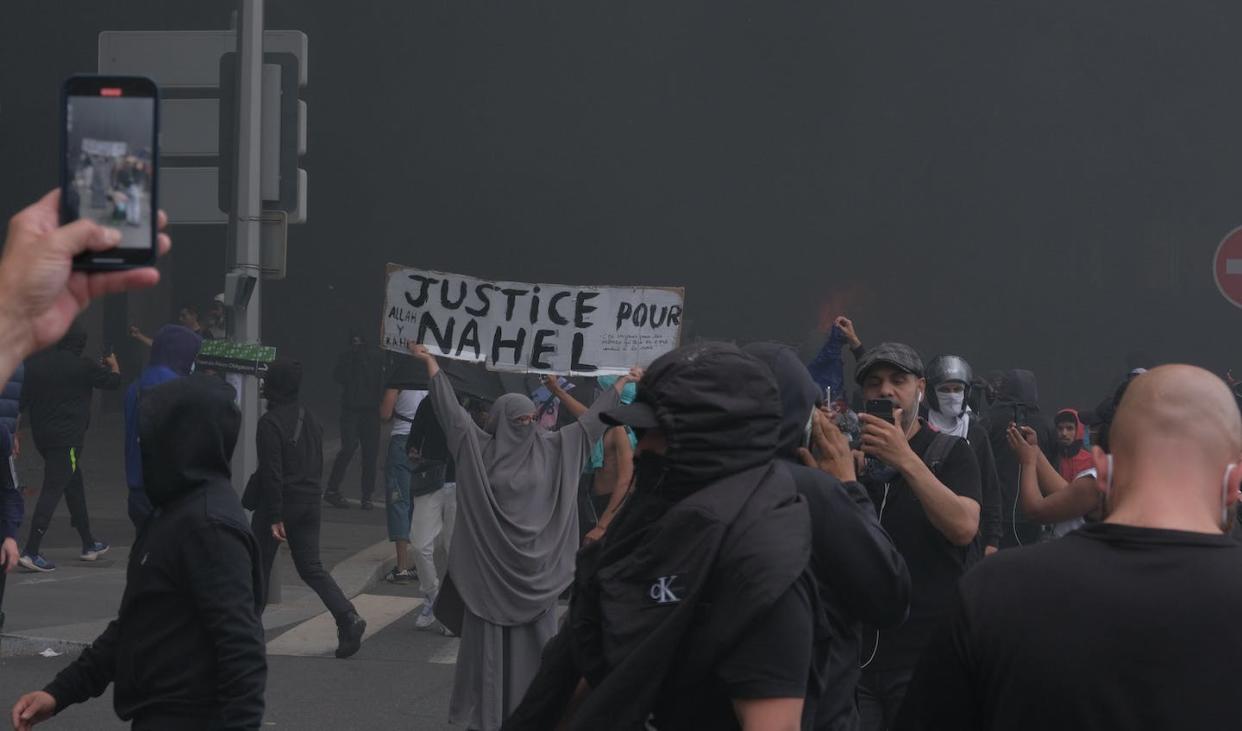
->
xmin=895 ymin=365 xmax=1242 ymax=731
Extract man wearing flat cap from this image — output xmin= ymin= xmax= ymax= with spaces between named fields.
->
xmin=853 ymin=343 xmax=982 ymax=731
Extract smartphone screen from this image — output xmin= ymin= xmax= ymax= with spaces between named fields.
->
xmin=61 ymin=75 xmax=159 ymax=270
xmin=865 ymin=399 xmax=895 ymax=424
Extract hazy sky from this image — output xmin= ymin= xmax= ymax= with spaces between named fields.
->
xmin=4 ymin=1 xmax=1240 ymax=412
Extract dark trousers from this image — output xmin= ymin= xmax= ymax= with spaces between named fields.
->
xmin=252 ymin=500 xmax=354 ymax=623
xmin=127 ymin=487 xmax=154 ymax=532
xmin=326 ymin=407 xmax=380 ymax=501
xmin=26 ymin=446 xmax=93 ymax=555
xmin=858 ymin=666 xmax=914 ymax=731
xmin=0 ymin=455 xmax=13 ymax=622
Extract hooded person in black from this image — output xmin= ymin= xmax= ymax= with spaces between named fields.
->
xmin=505 ymin=342 xmax=826 ymax=731
xmin=251 ymin=359 xmax=366 ymax=659
xmin=19 ymin=321 xmax=121 ymax=570
xmin=986 ymin=369 xmax=1056 ymax=547
xmin=744 ymin=342 xmax=910 ymax=731
xmin=12 ymin=374 xmax=267 ymax=730
xmin=323 ymin=331 xmax=384 ymax=509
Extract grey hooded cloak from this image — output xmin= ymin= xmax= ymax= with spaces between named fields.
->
xmin=429 ymin=371 xmax=620 ymax=730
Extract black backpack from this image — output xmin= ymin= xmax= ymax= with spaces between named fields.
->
xmin=241 ymin=408 xmax=304 ymax=510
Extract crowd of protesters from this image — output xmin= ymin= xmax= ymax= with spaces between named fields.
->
xmin=2 ymin=190 xmax=1242 ymax=731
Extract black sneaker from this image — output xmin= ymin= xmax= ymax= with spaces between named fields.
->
xmin=360 ymin=499 xmax=374 ymax=511
xmin=336 ymin=613 xmax=367 ymax=659
xmin=324 ymin=492 xmax=350 ymax=509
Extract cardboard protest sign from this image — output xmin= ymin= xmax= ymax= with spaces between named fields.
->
xmin=381 ymin=264 xmax=684 ymax=374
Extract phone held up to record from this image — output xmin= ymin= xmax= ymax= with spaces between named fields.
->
xmin=60 ymin=75 xmax=159 ymax=271
xmin=865 ymin=399 xmax=895 ymax=425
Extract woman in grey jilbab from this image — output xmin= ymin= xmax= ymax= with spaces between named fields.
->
xmin=407 ymin=344 xmax=639 ymax=731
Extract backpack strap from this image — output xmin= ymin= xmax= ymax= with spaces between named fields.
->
xmin=922 ymin=432 xmax=959 ymax=476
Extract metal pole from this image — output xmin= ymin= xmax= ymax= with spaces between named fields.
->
xmin=234 ymin=0 xmax=263 ymax=490
xmin=233 ymin=0 xmax=280 ymax=602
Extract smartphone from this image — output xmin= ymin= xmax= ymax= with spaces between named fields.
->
xmin=60 ymin=75 xmax=159 ymax=270
xmin=865 ymin=399 xmax=895 ymax=424
xmin=1013 ymin=404 xmax=1028 ymax=427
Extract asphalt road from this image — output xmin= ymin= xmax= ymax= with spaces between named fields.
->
xmin=2 ymin=583 xmax=458 ymax=730
xmin=2 ymin=413 xmax=460 ymax=729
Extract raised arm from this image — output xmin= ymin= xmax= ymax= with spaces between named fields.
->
xmin=408 ymin=344 xmax=482 ymax=448
xmin=564 ymin=368 xmax=643 ymax=450
xmin=129 ymin=326 xmax=153 ymax=348
xmin=544 ymin=376 xmax=588 ymax=419
xmin=1007 ymin=425 xmax=1100 ymax=523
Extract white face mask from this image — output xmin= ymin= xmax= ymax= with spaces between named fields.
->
xmin=936 ymin=390 xmax=965 ymax=418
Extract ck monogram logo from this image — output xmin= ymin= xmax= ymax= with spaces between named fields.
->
xmin=648 ymin=575 xmax=682 ymax=605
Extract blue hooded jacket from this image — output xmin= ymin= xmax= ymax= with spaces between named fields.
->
xmin=806 ymin=325 xmax=847 ymax=400
xmin=124 ymin=326 xmax=202 ymax=489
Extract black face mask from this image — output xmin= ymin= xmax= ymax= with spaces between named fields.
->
xmin=633 ymin=451 xmax=670 ymax=493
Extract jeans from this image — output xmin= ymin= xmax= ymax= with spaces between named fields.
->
xmin=858 ymin=666 xmax=915 ymax=731
xmin=26 ymin=446 xmax=94 ymax=555
xmin=411 ymin=484 xmax=456 ymax=595
xmin=253 ymin=500 xmax=355 ymax=623
xmin=384 ymin=434 xmax=414 ymax=542
xmin=326 ymin=406 xmax=381 ymax=501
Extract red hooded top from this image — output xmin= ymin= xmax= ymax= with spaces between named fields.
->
xmin=1055 ymin=408 xmax=1095 ymax=483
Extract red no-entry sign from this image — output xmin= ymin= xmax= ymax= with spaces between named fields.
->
xmin=1215 ymin=227 xmax=1242 ymax=309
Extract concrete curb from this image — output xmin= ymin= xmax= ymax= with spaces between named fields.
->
xmin=0 ymin=634 xmax=91 ymax=658
xmin=1 ymin=539 xmax=397 ymax=657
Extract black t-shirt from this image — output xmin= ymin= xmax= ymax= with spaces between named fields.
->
xmin=862 ymin=424 xmax=981 ymax=671
xmin=897 ymin=523 xmax=1242 ymax=731
xmin=652 ymin=573 xmax=820 ymax=731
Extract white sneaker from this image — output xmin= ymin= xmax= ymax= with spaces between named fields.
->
xmin=415 ymin=592 xmax=438 ymax=629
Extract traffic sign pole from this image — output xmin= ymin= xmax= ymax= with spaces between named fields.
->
xmin=232 ymin=0 xmax=265 ymax=546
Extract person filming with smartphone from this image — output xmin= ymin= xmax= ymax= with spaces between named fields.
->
xmin=852 ymin=343 xmax=981 ymax=731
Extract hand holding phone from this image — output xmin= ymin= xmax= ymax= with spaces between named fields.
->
xmin=60 ymin=75 xmax=159 ymax=271
xmin=865 ymin=399 xmax=895 ymax=425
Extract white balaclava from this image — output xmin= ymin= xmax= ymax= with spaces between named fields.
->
xmin=929 ymin=383 xmax=970 ymax=438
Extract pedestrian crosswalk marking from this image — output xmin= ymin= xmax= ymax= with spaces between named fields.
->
xmin=427 ymin=638 xmax=460 ymax=665
xmin=266 ymin=593 xmax=422 ymax=657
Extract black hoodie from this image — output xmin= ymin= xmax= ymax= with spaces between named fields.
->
xmin=744 ymin=343 xmax=911 ymax=731
xmin=506 ymin=343 xmax=822 ymax=731
xmin=20 ymin=322 xmax=121 ymax=449
xmin=44 ymin=375 xmax=267 ymax=729
xmin=257 ymin=360 xmax=325 ymax=521
xmin=986 ymin=369 xmax=1057 ymax=548
xmin=333 ymin=335 xmax=385 ymax=410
